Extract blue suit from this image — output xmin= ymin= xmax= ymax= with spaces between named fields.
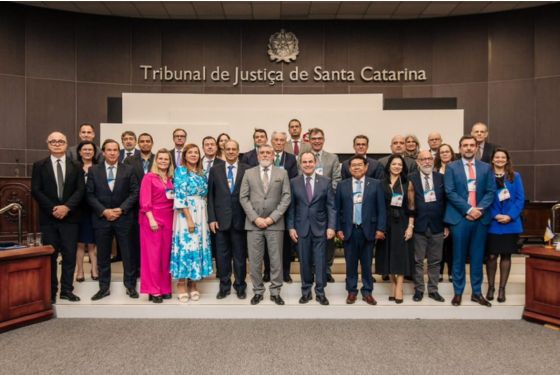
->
xmin=336 ymin=177 xmax=386 ymax=296
xmin=287 ymin=174 xmax=336 ymax=297
xmin=488 ymin=172 xmax=525 ymax=235
xmin=444 ymin=159 xmax=496 ymax=295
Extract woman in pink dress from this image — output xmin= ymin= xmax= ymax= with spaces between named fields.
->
xmin=139 ymin=149 xmax=175 ymax=303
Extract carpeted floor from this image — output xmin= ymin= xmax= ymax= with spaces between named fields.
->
xmin=1 ymin=319 xmax=559 ymax=374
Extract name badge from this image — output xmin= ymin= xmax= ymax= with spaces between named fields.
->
xmin=353 ymin=193 xmax=363 ymax=204
xmin=315 ymin=166 xmax=324 ymax=176
xmin=467 ymin=178 xmax=477 ymax=192
xmin=165 ymin=189 xmax=174 ymax=200
xmin=391 ymin=192 xmax=403 ymax=207
xmin=424 ymin=189 xmax=437 ymax=203
xmin=498 ymin=187 xmax=510 ymax=202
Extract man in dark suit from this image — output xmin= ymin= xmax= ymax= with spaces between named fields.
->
xmin=87 ymin=139 xmax=139 ymax=301
xmin=170 ymin=128 xmax=187 ymax=169
xmin=335 ymin=155 xmax=387 ymax=305
xmin=119 ymin=130 xmax=140 ymax=163
xmin=410 ymin=150 xmax=447 ymax=303
xmin=201 ymin=136 xmax=225 ymax=178
xmin=444 ymin=135 xmax=496 ymax=307
xmin=240 ymin=128 xmax=267 ymax=167
xmin=378 ymin=135 xmax=418 ymax=174
xmin=287 ymin=151 xmax=336 ymax=305
xmin=31 ymin=131 xmax=85 ymax=303
xmin=336 ymin=155 xmax=386 ymax=305
xmin=341 ymin=134 xmax=384 ymax=180
xmin=208 ymin=140 xmax=249 ymax=300
xmin=67 ymin=123 xmax=103 ymax=163
xmin=471 ymin=122 xmax=498 ymax=163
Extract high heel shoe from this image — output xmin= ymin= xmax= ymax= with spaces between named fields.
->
xmin=388 ymin=296 xmax=395 ymax=301
xmin=395 ymin=298 xmax=403 ymax=304
xmin=497 ymin=287 xmax=506 ymax=303
xmin=91 ymin=272 xmax=99 ymax=281
xmin=76 ymin=275 xmax=85 ymax=283
xmin=486 ymin=286 xmax=495 ymax=301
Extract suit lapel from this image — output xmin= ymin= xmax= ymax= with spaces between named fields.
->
xmin=45 ymin=158 xmax=57 ymax=188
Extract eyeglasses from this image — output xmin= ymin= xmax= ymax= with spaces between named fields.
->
xmin=48 ymin=139 xmax=66 ymax=145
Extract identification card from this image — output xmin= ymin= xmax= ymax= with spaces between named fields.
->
xmin=467 ymin=178 xmax=477 ymax=192
xmin=424 ymin=189 xmax=437 ymax=203
xmin=390 ymin=192 xmax=403 ymax=207
xmin=165 ymin=189 xmax=175 ymax=200
xmin=498 ymin=187 xmax=511 ymax=202
xmin=315 ymin=166 xmax=324 ymax=176
xmin=353 ymin=193 xmax=363 ymax=204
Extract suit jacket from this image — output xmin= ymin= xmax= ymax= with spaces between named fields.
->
xmin=409 ymin=171 xmax=446 ymax=234
xmin=489 ymin=172 xmax=525 ymax=235
xmin=170 ymin=147 xmax=183 ymax=169
xmin=274 ymin=151 xmax=299 ymax=179
xmin=378 ymin=154 xmax=418 ymax=174
xmin=207 ymin=161 xmax=249 ymax=231
xmin=202 ymin=156 xmax=225 ymax=176
xmin=240 ymin=149 xmax=258 ymax=167
xmin=124 ymin=153 xmax=154 ymax=183
xmin=239 ymin=165 xmax=291 ymax=231
xmin=86 ymin=162 xmax=139 ymax=229
xmin=67 ymin=144 xmax=103 ymax=164
xmin=316 ymin=150 xmax=341 ymax=190
xmin=31 ymin=156 xmax=85 ymax=225
xmin=284 ymin=138 xmax=311 ymax=158
xmin=443 ymin=159 xmax=496 ymax=226
xmin=480 ymin=141 xmax=498 ymax=164
xmin=119 ymin=148 xmax=140 ymax=163
xmin=286 ymin=174 xmax=336 ymax=237
xmin=341 ymin=156 xmax=384 ymax=180
xmin=335 ymin=177 xmax=386 ymax=242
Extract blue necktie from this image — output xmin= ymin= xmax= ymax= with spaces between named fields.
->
xmin=143 ymin=160 xmax=149 ymax=174
xmin=354 ymin=180 xmax=362 ymax=225
xmin=227 ymin=165 xmax=235 ymax=193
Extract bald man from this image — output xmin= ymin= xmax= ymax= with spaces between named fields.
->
xmin=32 ymin=131 xmax=85 ymax=304
xmin=378 ymin=135 xmax=418 ymax=174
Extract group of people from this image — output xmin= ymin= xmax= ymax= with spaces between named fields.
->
xmin=31 ymin=119 xmax=525 ymax=308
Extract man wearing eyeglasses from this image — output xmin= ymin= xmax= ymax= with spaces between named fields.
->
xmin=171 ymin=128 xmax=187 ymax=168
xmin=31 ymin=132 xmax=85 ymax=304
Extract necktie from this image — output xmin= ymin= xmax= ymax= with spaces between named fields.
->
xmin=305 ymin=176 xmax=313 ymax=202
xmin=227 ymin=165 xmax=235 ymax=193
xmin=142 ymin=159 xmax=149 ymax=174
xmin=475 ymin=145 xmax=482 ymax=160
xmin=274 ymin=153 xmax=281 ymax=166
xmin=423 ymin=174 xmax=431 ymax=191
xmin=468 ymin=162 xmax=477 ymax=207
xmin=56 ymin=159 xmax=64 ymax=200
xmin=354 ymin=180 xmax=362 ymax=225
xmin=262 ymin=167 xmax=269 ymax=194
xmin=206 ymin=159 xmax=212 ymax=176
xmin=293 ymin=141 xmax=299 ymax=156
xmin=107 ymin=166 xmax=115 ymax=192
xmin=126 ymin=151 xmax=132 ymax=159
xmin=176 ymin=150 xmax=181 ymax=167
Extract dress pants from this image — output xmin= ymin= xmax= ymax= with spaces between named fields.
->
xmin=95 ymin=221 xmax=136 ymax=291
xmin=326 ymin=238 xmax=336 ymax=276
xmin=263 ymin=230 xmax=293 ymax=278
xmin=451 ymin=219 xmax=488 ymax=295
xmin=297 ymin=233 xmax=327 ymax=297
xmin=247 ymin=229 xmax=283 ymax=296
xmin=215 ymin=228 xmax=247 ymax=293
xmin=42 ymin=222 xmax=79 ymax=297
xmin=413 ymin=228 xmax=444 ymax=293
xmin=344 ymin=226 xmax=374 ymax=296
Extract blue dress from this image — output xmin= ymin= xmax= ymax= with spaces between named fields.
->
xmin=170 ymin=167 xmax=213 ymax=280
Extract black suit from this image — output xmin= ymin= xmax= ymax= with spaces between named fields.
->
xmin=480 ymin=141 xmax=498 ymax=164
xmin=31 ymin=156 xmax=85 ymax=298
xmin=86 ymin=162 xmax=139 ymax=291
xmin=170 ymin=147 xmax=183 ymax=169
xmin=240 ymin=149 xmax=258 ymax=167
xmin=119 ymin=149 xmax=140 ymax=163
xmin=207 ymin=161 xmax=249 ymax=294
xmin=341 ymin=156 xmax=384 ymax=180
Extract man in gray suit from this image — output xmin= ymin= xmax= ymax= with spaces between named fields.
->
xmin=284 ymin=118 xmax=311 ymax=159
xmin=308 ymin=127 xmax=341 ymax=282
xmin=239 ymin=144 xmax=291 ymax=305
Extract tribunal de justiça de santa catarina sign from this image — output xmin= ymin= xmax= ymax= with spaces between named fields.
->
xmin=140 ymin=29 xmax=427 ymax=87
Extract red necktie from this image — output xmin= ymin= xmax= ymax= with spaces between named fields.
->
xmin=468 ymin=162 xmax=477 ymax=207
xmin=293 ymin=140 xmax=299 ymax=156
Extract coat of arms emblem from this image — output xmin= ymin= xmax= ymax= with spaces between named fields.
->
xmin=267 ymin=29 xmax=299 ymax=63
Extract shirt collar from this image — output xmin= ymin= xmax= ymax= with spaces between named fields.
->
xmin=105 ymin=161 xmax=118 ymax=169
xmin=50 ymin=155 xmax=66 ymax=163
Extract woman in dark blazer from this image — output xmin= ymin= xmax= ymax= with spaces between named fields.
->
xmin=486 ymin=148 xmax=525 ymax=303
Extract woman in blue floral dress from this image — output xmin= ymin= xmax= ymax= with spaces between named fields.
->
xmin=170 ymin=144 xmax=213 ymax=302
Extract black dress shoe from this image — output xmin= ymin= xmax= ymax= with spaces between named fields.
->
xmin=471 ymin=294 xmax=492 ymax=307
xmin=60 ymin=292 xmax=81 ymax=302
xmin=438 ymin=275 xmax=444 ymax=282
xmin=448 ymin=275 xmax=453 ymax=283
xmin=151 ymin=295 xmax=163 ymax=304
xmin=76 ymin=275 xmax=85 ymax=283
xmin=110 ymin=255 xmax=122 ymax=263
xmin=299 ymin=295 xmax=312 ymax=304
xmin=283 ymin=275 xmax=293 ymax=283
xmin=413 ymin=291 xmax=424 ymax=302
xmin=91 ymin=289 xmax=110 ymax=301
xmin=316 ymin=295 xmax=329 ymax=305
xmin=237 ymin=290 xmax=247 ymax=300
xmin=428 ymin=292 xmax=445 ymax=302
xmin=372 ymin=276 xmax=376 ymax=283
xmin=388 ymin=296 xmax=395 ymax=301
xmin=250 ymin=294 xmax=263 ymax=305
xmin=451 ymin=294 xmax=462 ymax=306
xmin=162 ymin=293 xmax=172 ymax=300
xmin=270 ymin=295 xmax=285 ymax=305
xmin=126 ymin=287 xmax=139 ymax=299
xmin=326 ymin=274 xmax=335 ymax=283
xmin=262 ymin=273 xmax=271 ymax=282
xmin=216 ymin=290 xmax=230 ymax=299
